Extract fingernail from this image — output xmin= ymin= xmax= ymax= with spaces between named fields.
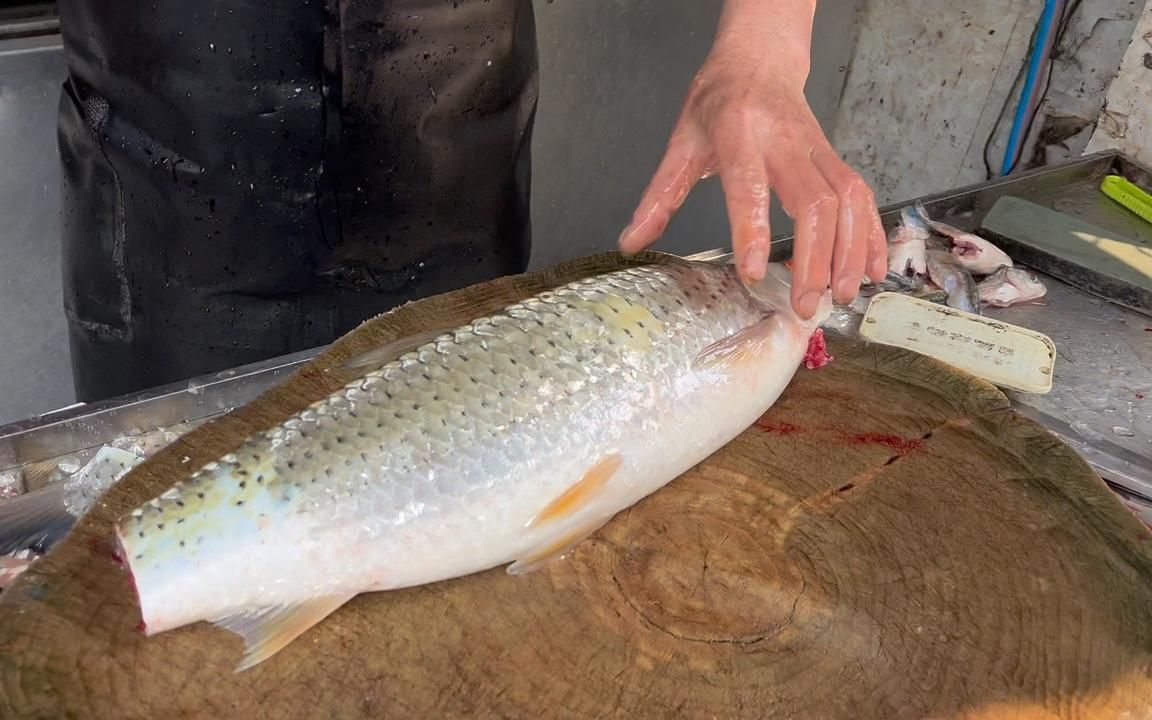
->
xmin=799 ymin=291 xmax=822 ymax=317
xmin=743 ymin=247 xmax=768 ymax=280
xmin=617 ymin=226 xmax=637 ymax=255
xmin=835 ymin=277 xmax=859 ymax=300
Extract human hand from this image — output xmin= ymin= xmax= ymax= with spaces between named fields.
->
xmin=617 ymin=3 xmax=887 ymax=319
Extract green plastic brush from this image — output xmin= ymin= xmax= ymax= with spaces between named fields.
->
xmin=1101 ymin=174 xmax=1152 ymax=227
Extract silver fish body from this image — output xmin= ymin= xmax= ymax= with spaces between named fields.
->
xmin=926 ymin=250 xmax=981 ymax=314
xmin=115 ymin=260 xmax=831 ymax=670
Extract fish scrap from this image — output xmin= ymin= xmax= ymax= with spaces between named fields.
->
xmin=977 ymin=265 xmax=1048 ymax=307
xmin=872 ymin=201 xmax=1045 ymax=313
xmin=926 ymin=249 xmax=982 ymax=315
xmin=886 ymin=206 xmax=930 ymax=278
xmin=913 ymin=202 xmax=1014 ymax=276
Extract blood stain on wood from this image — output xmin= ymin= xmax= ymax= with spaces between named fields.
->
xmin=754 ymin=419 xmax=798 ymax=435
xmin=85 ymin=535 xmax=124 ymax=567
xmin=845 ymin=432 xmax=924 ymax=454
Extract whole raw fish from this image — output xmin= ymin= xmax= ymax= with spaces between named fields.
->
xmin=977 ymin=265 xmax=1047 ymax=307
xmin=887 ymin=206 xmax=930 ymax=277
xmin=115 ymin=259 xmax=832 ymax=671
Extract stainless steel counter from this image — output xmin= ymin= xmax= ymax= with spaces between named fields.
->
xmin=0 ymin=151 xmax=1150 ymax=510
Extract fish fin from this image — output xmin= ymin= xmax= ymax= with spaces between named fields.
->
xmin=20 ymin=458 xmax=61 ymax=491
xmin=507 ymin=516 xmax=613 ymax=576
xmin=0 ymin=483 xmax=73 ymax=555
xmin=213 ymin=593 xmax=355 ymax=672
xmin=340 ymin=328 xmax=455 ymax=372
xmin=905 ymin=201 xmax=931 ymax=230
xmin=693 ymin=316 xmax=778 ymax=371
xmin=527 ymin=454 xmax=623 ymax=529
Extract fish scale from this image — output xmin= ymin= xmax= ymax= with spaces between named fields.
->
xmin=115 ymin=259 xmax=831 ymax=671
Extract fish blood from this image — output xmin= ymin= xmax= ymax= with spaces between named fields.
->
xmin=803 ymin=328 xmax=833 ymax=369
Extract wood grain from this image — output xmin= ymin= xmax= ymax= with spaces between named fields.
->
xmin=1 ymin=251 xmax=1151 ymax=719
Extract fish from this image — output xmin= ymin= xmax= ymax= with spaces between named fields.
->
xmin=917 ymin=289 xmax=950 ymax=305
xmin=886 ymin=206 xmax=930 ymax=277
xmin=926 ymin=249 xmax=981 ymax=314
xmin=977 ymin=265 xmax=1048 ymax=307
xmin=911 ymin=202 xmax=1013 ymax=276
xmin=862 ymin=271 xmax=926 ymax=296
xmin=0 ymin=447 xmax=142 ymax=556
xmin=114 ymin=258 xmax=833 ymax=672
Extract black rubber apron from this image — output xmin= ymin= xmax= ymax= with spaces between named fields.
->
xmin=55 ymin=0 xmax=538 ymax=402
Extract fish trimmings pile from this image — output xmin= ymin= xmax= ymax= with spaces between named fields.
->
xmin=870 ymin=202 xmax=1048 ymax=313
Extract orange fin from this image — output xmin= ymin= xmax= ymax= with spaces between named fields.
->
xmin=527 ymin=454 xmax=623 ymax=529
xmin=212 ymin=593 xmax=355 ymax=672
xmin=507 ymin=516 xmax=613 ymax=576
xmin=340 ymin=327 xmax=455 ymax=372
xmin=693 ymin=316 xmax=778 ymax=370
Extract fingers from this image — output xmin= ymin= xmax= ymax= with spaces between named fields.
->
xmin=712 ymin=123 xmax=772 ymax=283
xmin=618 ymin=125 xmax=707 ymax=256
xmin=812 ymin=146 xmax=883 ymax=301
xmin=865 ymin=203 xmax=888 ymax=283
xmin=764 ymin=149 xmax=837 ymax=320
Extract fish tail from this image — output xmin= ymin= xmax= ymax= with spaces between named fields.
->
xmin=903 ymin=201 xmax=932 ymax=230
xmin=0 ymin=483 xmax=74 ymax=555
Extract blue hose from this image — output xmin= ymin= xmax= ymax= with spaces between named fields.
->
xmin=1000 ymin=0 xmax=1062 ymax=176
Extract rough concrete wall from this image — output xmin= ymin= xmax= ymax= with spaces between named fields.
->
xmin=1020 ymin=0 xmax=1149 ymax=169
xmin=830 ymin=0 xmax=1145 ymax=206
xmin=1084 ymin=1 xmax=1152 ymax=164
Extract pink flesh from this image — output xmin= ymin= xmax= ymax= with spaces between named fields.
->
xmin=951 ymin=240 xmax=980 ymax=258
xmin=803 ymin=329 xmax=833 ymax=370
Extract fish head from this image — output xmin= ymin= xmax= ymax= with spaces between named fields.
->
xmin=981 ymin=265 xmax=1010 ymax=284
xmin=1003 ymin=267 xmax=1047 ymax=302
xmin=976 ymin=265 xmax=1047 ymax=306
xmin=1007 ymin=267 xmax=1044 ymax=289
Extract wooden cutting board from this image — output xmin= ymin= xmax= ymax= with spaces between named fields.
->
xmin=2 ymin=251 xmax=1151 ymax=719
